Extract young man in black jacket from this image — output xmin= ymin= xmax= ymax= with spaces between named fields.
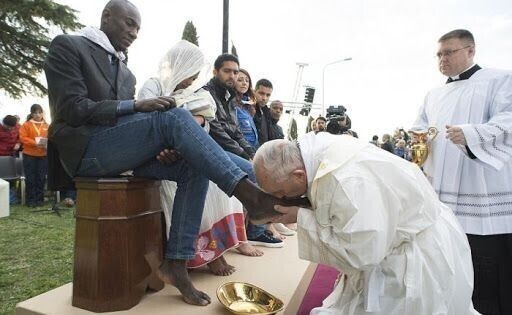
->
xmin=253 ymin=79 xmax=275 ymax=145
xmin=201 ymin=54 xmax=255 ymax=160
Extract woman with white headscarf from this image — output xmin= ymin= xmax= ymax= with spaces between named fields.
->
xmin=138 ymin=40 xmax=248 ymax=276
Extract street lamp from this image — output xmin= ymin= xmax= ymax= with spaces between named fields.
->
xmin=322 ymin=57 xmax=352 ymax=113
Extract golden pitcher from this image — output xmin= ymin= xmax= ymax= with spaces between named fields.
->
xmin=408 ymin=127 xmax=438 ymax=168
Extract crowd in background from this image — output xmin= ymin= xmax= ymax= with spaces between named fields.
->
xmin=0 ymin=106 xmax=75 ymax=207
xmin=368 ymin=128 xmax=413 ymax=161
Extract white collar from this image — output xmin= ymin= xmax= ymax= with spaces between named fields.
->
xmin=449 ymin=63 xmax=475 ymax=80
xmin=78 ymin=26 xmax=126 ymax=61
xmin=299 ymin=132 xmax=337 ymax=188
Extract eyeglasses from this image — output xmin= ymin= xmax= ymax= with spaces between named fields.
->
xmin=436 ymin=45 xmax=472 ymax=59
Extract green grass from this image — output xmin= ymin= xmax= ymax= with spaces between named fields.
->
xmin=0 ymin=203 xmax=75 ymax=315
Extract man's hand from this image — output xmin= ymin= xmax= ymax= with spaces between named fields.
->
xmin=445 ymin=125 xmax=467 ymax=145
xmin=273 ymin=205 xmax=300 ymax=224
xmin=157 ymin=149 xmax=181 ymax=165
xmin=192 ymin=115 xmax=205 ymax=126
xmin=134 ymin=96 xmax=176 ymax=112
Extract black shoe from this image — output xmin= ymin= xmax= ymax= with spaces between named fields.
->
xmin=248 ymin=231 xmax=284 ymax=248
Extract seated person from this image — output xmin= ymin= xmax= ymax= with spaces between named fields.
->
xmin=44 ymin=0 xmax=306 ymax=306
xmin=138 ymin=40 xmax=255 ymax=276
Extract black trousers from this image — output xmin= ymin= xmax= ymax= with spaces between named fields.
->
xmin=467 ymin=233 xmax=512 ymax=315
xmin=23 ymin=154 xmax=47 ymax=205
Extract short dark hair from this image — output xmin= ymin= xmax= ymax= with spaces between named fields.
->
xmin=2 ymin=115 xmax=17 ymax=127
xmin=438 ymin=29 xmax=475 ymax=45
xmin=27 ymin=104 xmax=44 ymax=121
xmin=372 ymin=135 xmax=378 ymax=141
xmin=214 ymin=53 xmax=239 ymax=70
xmin=30 ymin=103 xmax=43 ymax=114
xmin=316 ymin=116 xmax=327 ymax=123
xmin=270 ymin=100 xmax=283 ymax=107
xmin=255 ymin=78 xmax=273 ymax=90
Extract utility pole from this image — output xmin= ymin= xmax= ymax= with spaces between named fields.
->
xmin=292 ymin=62 xmax=308 ymax=104
xmin=222 ymin=0 xmax=229 ymax=53
xmin=322 ymin=57 xmax=352 ymax=113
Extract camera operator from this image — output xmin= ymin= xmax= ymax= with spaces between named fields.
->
xmin=315 ymin=116 xmax=327 ymax=134
xmin=325 ymin=105 xmax=358 ymax=138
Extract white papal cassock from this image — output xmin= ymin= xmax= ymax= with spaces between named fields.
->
xmin=412 ymin=68 xmax=512 ymax=235
xmin=296 ymin=133 xmax=477 ymax=315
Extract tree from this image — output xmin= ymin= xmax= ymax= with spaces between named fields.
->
xmin=287 ymin=117 xmax=298 ymax=141
xmin=230 ymin=41 xmax=238 ymax=58
xmin=0 ymin=0 xmax=82 ymax=99
xmin=181 ymin=21 xmax=199 ymax=46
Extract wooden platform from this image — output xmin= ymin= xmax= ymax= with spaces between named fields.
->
xmin=16 ymin=236 xmax=315 ymax=315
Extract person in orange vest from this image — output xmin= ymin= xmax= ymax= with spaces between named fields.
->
xmin=19 ymin=104 xmax=49 ymax=207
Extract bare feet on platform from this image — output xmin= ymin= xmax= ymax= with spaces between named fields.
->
xmin=236 ymin=242 xmax=264 ymax=257
xmin=233 ymin=179 xmax=311 ymax=222
xmin=156 ymin=259 xmax=211 ymax=306
xmin=207 ymin=255 xmax=236 ymax=276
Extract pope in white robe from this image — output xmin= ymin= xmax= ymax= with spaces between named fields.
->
xmin=253 ymin=133 xmax=477 ymax=314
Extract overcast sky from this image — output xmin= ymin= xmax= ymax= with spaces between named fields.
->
xmin=1 ymin=0 xmax=511 ymax=141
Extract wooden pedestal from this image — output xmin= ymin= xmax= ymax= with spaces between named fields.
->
xmin=72 ymin=177 xmax=164 ymax=312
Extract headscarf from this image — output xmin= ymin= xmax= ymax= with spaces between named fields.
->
xmin=157 ymin=40 xmax=206 ymax=96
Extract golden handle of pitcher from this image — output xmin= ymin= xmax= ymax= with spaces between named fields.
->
xmin=427 ymin=127 xmax=438 ymax=141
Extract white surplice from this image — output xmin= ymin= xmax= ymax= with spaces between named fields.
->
xmin=412 ymin=68 xmax=512 ymax=235
xmin=297 ymin=133 xmax=477 ymax=315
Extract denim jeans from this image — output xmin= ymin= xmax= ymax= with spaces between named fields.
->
xmin=75 ymin=109 xmax=247 ymax=259
xmin=8 ymin=180 xmax=18 ymax=204
xmin=216 ymin=141 xmax=267 ymax=240
xmin=23 ymin=154 xmax=47 ymax=206
xmin=246 ymin=221 xmax=267 ymax=239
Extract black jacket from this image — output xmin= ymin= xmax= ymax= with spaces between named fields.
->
xmin=44 ymin=35 xmax=136 ymax=189
xmin=381 ymin=141 xmax=395 ymax=154
xmin=254 ymin=105 xmax=283 ymax=144
xmin=202 ymin=79 xmax=255 ymax=160
xmin=270 ymin=118 xmax=284 ymax=140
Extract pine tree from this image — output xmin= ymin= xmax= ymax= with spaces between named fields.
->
xmin=306 ymin=116 xmax=315 ymax=133
xmin=287 ymin=117 xmax=298 ymax=141
xmin=181 ymin=21 xmax=199 ymax=46
xmin=231 ymin=41 xmax=238 ymax=58
xmin=0 ymin=0 xmax=82 ymax=98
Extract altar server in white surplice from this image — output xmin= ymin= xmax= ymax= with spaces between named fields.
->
xmin=412 ymin=29 xmax=512 ymax=315
xmin=253 ymin=133 xmax=477 ymax=315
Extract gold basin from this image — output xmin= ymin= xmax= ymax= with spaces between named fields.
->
xmin=216 ymin=282 xmax=284 ymax=314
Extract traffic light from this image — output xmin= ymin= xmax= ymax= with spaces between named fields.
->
xmin=303 ymin=87 xmax=315 ymax=103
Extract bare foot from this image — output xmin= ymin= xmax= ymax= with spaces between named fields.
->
xmin=268 ymin=224 xmax=286 ymax=240
xmin=236 ymin=243 xmax=264 ymax=257
xmin=233 ymin=179 xmax=311 ymax=221
xmin=207 ymin=256 xmax=235 ymax=276
xmin=156 ymin=259 xmax=211 ymax=306
xmin=220 ymin=256 xmax=235 ymax=271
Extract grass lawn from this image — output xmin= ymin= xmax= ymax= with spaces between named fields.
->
xmin=0 ymin=203 xmax=75 ymax=315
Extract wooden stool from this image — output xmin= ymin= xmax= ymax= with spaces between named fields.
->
xmin=72 ymin=177 xmax=164 ymax=312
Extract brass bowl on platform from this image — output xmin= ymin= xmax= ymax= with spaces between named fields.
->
xmin=216 ymin=282 xmax=284 ymax=314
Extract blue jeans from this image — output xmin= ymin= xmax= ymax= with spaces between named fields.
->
xmin=8 ymin=180 xmax=18 ymax=204
xmin=247 ymin=222 xmax=267 ymax=239
xmin=76 ymin=109 xmax=247 ymax=259
xmin=23 ymin=154 xmax=47 ymax=205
